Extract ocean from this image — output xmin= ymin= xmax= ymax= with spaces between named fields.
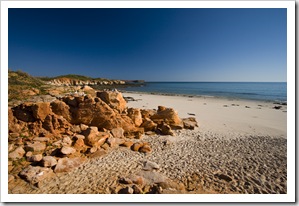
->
xmin=122 ymin=82 xmax=287 ymax=102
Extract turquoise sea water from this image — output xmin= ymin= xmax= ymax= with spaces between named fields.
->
xmin=122 ymin=82 xmax=287 ymax=102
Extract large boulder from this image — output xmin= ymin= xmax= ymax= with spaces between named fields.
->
xmin=54 ymin=157 xmax=87 ymax=173
xmin=141 ymin=118 xmax=157 ymax=132
xmin=96 ymin=91 xmax=127 ymax=113
xmin=150 ymin=107 xmax=183 ymax=129
xmin=83 ymin=128 xmax=110 ymax=148
xmin=32 ymin=102 xmax=52 ymax=121
xmin=127 ymin=108 xmax=143 ymax=127
xmin=50 ymin=100 xmax=71 ymax=121
xmin=12 ymin=103 xmax=35 ymax=122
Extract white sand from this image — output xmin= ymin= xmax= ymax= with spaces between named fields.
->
xmin=122 ymin=92 xmax=287 ymax=138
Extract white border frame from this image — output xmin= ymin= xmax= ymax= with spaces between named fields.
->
xmin=1 ymin=1 xmax=295 ymax=203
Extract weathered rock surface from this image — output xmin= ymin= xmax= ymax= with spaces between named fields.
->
xmin=97 ymin=91 xmax=127 ymax=113
xmin=150 ymin=107 xmax=183 ymax=129
xmin=19 ymin=165 xmax=54 ymax=185
xmin=54 ymin=157 xmax=87 ymax=173
xmin=127 ymin=108 xmax=143 ymax=127
xmin=8 ymin=146 xmax=25 ymax=160
xmin=182 ymin=117 xmax=199 ymax=130
xmin=110 ymin=128 xmax=124 ymax=138
xmin=32 ymin=102 xmax=52 ymax=121
xmin=42 ymin=156 xmax=58 ymax=167
xmin=25 ymin=142 xmax=46 ymax=152
xmin=50 ymin=100 xmax=71 ymax=121
xmin=60 ymin=146 xmax=76 ymax=155
xmin=142 ymin=161 xmax=160 ymax=171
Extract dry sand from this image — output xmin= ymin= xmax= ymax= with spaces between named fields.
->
xmin=9 ymin=93 xmax=287 ymax=194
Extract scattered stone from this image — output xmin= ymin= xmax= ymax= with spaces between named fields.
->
xmin=74 ymin=134 xmax=85 ymax=140
xmin=8 ymin=146 xmax=26 ymax=160
xmin=60 ymin=146 xmax=76 ymax=155
xmin=27 ymin=154 xmax=43 ymax=162
xmin=132 ymin=184 xmax=143 ymax=194
xmin=139 ymin=144 xmax=152 ymax=153
xmin=120 ymin=141 xmax=134 ymax=148
xmin=182 ymin=117 xmax=198 ymax=130
xmin=131 ymin=142 xmax=144 ymax=152
xmin=110 ymin=128 xmax=124 ymax=138
xmin=42 ymin=156 xmax=58 ymax=167
xmin=70 ymin=125 xmax=81 ymax=133
xmin=151 ymin=107 xmax=183 ymax=129
xmin=62 ymin=136 xmax=72 ymax=146
xmin=90 ymin=147 xmax=98 ymax=153
xmin=118 ymin=186 xmax=134 ymax=194
xmin=54 ymin=157 xmax=87 ymax=173
xmin=25 ymin=142 xmax=46 ymax=152
xmin=8 ymin=144 xmax=15 ymax=152
xmin=19 ymin=165 xmax=54 ymax=185
xmin=8 ymin=175 xmax=15 ymax=182
xmin=160 ymin=124 xmax=175 ymax=136
xmin=273 ymin=106 xmax=282 ymax=110
xmin=119 ymin=177 xmax=133 ymax=184
xmin=142 ymin=161 xmax=160 ymax=171
xmin=33 ymin=137 xmax=50 ymax=142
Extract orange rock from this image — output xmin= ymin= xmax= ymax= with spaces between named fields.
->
xmin=97 ymin=91 xmax=127 ymax=113
xmin=120 ymin=141 xmax=134 ymax=148
xmin=151 ymin=107 xmax=183 ymax=129
xmin=32 ymin=102 xmax=52 ymax=122
xmin=131 ymin=142 xmax=144 ymax=151
xmin=127 ymin=108 xmax=143 ymax=127
xmin=51 ymin=100 xmax=71 ymax=121
xmin=139 ymin=144 xmax=152 ymax=153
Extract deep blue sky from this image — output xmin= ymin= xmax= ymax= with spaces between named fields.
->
xmin=8 ymin=8 xmax=286 ymax=82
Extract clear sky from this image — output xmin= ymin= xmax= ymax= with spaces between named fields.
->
xmin=8 ymin=8 xmax=286 ymax=82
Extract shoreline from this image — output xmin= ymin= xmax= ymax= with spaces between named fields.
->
xmin=119 ymin=89 xmax=287 ymax=104
xmin=122 ymin=92 xmax=287 ymax=138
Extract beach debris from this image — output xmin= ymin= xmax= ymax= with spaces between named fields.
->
xmin=123 ymin=96 xmax=136 ymax=102
xmin=273 ymin=106 xmax=282 ymax=110
xmin=187 ymin=113 xmax=196 ymax=116
xmin=223 ymin=105 xmax=228 ymax=107
xmin=245 ymin=106 xmax=250 ymax=108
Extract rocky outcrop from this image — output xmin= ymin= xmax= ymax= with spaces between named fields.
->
xmin=97 ymin=91 xmax=127 ymax=113
xmin=8 ymin=91 xmax=198 ymax=189
xmin=47 ymin=78 xmax=126 ymax=86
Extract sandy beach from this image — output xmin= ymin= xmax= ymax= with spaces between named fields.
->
xmin=8 ymin=92 xmax=287 ymax=194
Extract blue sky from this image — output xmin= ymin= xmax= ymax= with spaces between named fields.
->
xmin=8 ymin=8 xmax=286 ymax=82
